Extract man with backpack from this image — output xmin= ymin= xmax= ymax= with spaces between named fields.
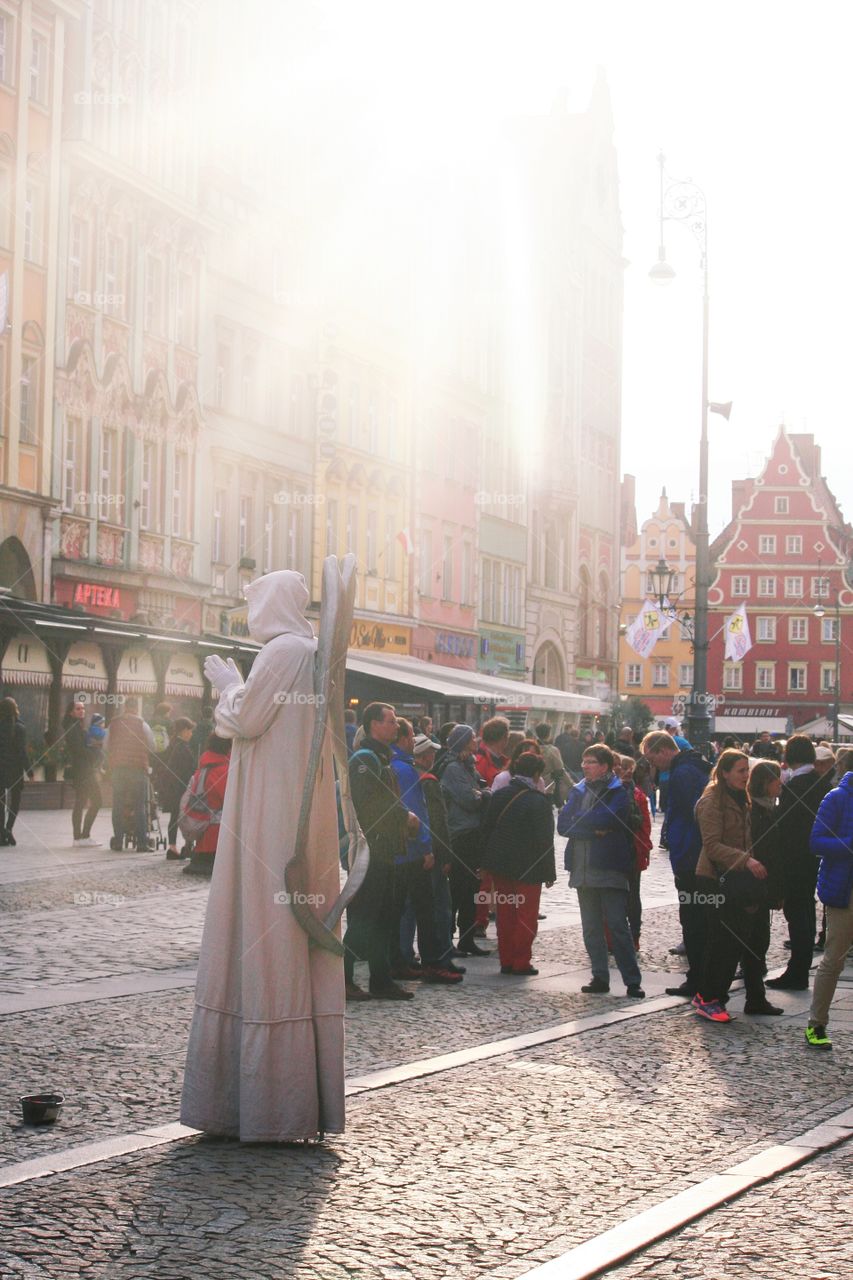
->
xmin=106 ymin=697 xmax=155 ymax=851
xmin=345 ymin=702 xmax=421 ymax=1001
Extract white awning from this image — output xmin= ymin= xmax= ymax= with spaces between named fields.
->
xmin=164 ymin=653 xmax=204 ymax=698
xmin=62 ymin=641 xmax=108 ymax=691
xmin=1 ymin=635 xmax=52 ymax=687
xmin=116 ymin=647 xmax=158 ymax=695
xmin=346 ymin=650 xmax=609 ymax=715
xmin=714 ymin=715 xmax=788 ymax=735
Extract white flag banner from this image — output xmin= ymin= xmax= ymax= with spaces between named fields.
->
xmin=625 ymin=600 xmax=665 ymax=659
xmin=724 ymin=603 xmax=752 ymax=661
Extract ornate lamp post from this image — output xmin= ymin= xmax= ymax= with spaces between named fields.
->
xmin=814 ymin=593 xmax=842 ymax=741
xmin=649 ymin=153 xmax=730 ymax=749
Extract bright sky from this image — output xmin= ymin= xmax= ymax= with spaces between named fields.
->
xmin=254 ymin=0 xmax=853 ymax=538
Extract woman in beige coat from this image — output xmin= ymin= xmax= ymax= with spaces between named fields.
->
xmin=692 ymin=749 xmax=777 ymax=1022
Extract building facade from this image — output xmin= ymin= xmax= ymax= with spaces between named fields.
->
xmin=0 ymin=0 xmax=81 ymax=604
xmin=707 ymin=429 xmax=853 ymax=737
xmin=619 ymin=481 xmax=696 ymax=720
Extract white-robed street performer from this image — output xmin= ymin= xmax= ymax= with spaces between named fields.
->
xmin=181 ymin=561 xmax=361 ymax=1142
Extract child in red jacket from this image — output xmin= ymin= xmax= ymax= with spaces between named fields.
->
xmin=182 ymin=734 xmax=232 ymax=877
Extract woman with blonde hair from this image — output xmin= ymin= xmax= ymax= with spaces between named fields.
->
xmin=692 ymin=749 xmax=777 ymax=1022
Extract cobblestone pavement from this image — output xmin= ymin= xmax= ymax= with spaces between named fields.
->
xmin=1 ymin=992 xmax=850 ymax=1278
xmin=1 ymin=811 xmax=852 ymax=1278
xmin=608 ymin=1141 xmax=853 ymax=1279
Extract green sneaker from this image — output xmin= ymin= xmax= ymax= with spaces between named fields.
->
xmin=805 ymin=1023 xmax=832 ymax=1050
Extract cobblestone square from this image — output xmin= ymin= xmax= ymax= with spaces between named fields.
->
xmin=1 ymin=812 xmax=851 ymax=1279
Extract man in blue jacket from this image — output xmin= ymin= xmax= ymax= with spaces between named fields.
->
xmin=805 ymin=766 xmax=853 ymax=1049
xmin=642 ymin=730 xmax=712 ymax=998
xmin=390 ymin=718 xmax=462 ymax=986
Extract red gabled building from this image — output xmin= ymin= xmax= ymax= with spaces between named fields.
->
xmin=708 ymin=429 xmax=853 ymax=739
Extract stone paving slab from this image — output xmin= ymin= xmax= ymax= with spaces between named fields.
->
xmin=605 ymin=1141 xmax=853 ymax=1279
xmin=1 ymin=986 xmax=851 ymax=1280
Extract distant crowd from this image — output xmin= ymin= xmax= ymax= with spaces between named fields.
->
xmin=0 ymin=694 xmax=229 ymax=874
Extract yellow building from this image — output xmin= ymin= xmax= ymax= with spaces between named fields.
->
xmin=619 ymin=484 xmax=696 ymax=721
xmin=311 ymin=318 xmax=412 ymax=649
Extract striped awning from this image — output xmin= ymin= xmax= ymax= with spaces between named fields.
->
xmin=1 ymin=634 xmax=52 ymax=688
xmin=62 ymin=641 xmax=109 ymax=692
xmin=116 ymin=647 xmax=158 ymax=695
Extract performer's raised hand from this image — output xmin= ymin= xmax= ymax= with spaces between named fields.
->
xmin=204 ymin=654 xmax=242 ymax=692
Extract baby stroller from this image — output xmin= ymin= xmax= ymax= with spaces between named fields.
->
xmin=121 ymin=774 xmax=167 ymax=851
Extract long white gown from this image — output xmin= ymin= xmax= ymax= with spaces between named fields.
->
xmin=180 ymin=571 xmax=345 ymax=1141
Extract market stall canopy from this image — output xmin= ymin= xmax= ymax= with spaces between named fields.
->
xmin=116 ymin=647 xmax=158 ymax=695
xmin=62 ymin=641 xmax=108 ymax=691
xmin=346 ymin=650 xmax=609 ymax=715
xmin=1 ymin=634 xmax=52 ymax=687
xmin=164 ymin=652 xmax=204 ymax=698
xmin=714 ymin=715 xmax=788 ymax=735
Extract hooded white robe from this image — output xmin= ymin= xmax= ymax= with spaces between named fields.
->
xmin=180 ymin=571 xmax=345 ymax=1141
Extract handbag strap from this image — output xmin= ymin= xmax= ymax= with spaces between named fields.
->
xmin=495 ymin=786 xmax=528 ymax=827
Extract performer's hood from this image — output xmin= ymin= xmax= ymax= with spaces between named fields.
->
xmin=244 ymin=571 xmax=314 ymax=643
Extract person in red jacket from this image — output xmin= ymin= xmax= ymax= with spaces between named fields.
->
xmin=472 ymin=716 xmax=511 ymax=934
xmin=182 ymin=734 xmax=232 ymax=877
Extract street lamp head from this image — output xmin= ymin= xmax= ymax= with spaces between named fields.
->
xmin=814 ymin=603 xmax=826 ymax=620
xmin=649 ymin=247 xmax=676 ymax=284
xmin=650 ymin=557 xmax=675 ymax=606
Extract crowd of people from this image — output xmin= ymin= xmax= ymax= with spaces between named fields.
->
xmin=342 ymin=704 xmax=853 ymax=1050
xmin=2 ymin=687 xmax=851 ymax=1048
xmin=0 ymin=694 xmax=230 ymax=875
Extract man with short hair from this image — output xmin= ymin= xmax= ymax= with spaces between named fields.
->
xmin=390 ymin=719 xmax=461 ymax=986
xmin=555 ymin=726 xmax=584 ymax=782
xmin=106 ymin=696 xmax=156 ymax=851
xmin=641 ymin=729 xmax=712 ymax=997
xmin=751 ymin=730 xmax=781 ymax=761
xmin=440 ymin=724 xmax=491 ymax=956
xmin=345 ymin=702 xmax=420 ymax=1001
xmin=616 ymin=725 xmax=637 ymax=759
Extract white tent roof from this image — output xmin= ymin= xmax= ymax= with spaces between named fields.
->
xmin=346 ymin=650 xmax=609 ymax=714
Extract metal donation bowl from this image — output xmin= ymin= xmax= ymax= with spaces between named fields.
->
xmin=20 ymin=1093 xmax=65 ymax=1125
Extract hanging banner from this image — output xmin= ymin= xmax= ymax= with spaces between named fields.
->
xmin=724 ymin=603 xmax=753 ymax=661
xmin=625 ymin=600 xmax=664 ymax=659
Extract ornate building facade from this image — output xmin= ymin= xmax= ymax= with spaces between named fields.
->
xmin=707 ymin=429 xmax=853 ymax=737
xmin=619 ymin=481 xmax=696 ymax=720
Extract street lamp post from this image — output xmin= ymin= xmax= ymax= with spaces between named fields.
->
xmin=649 ymin=153 xmax=729 ymax=750
xmin=814 ymin=593 xmax=842 ymax=741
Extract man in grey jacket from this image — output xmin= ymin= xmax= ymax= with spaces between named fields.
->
xmin=440 ymin=725 xmax=491 ymax=956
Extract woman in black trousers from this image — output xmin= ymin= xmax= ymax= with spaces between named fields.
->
xmin=0 ymin=697 xmax=33 ymax=845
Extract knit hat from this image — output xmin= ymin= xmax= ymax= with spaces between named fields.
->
xmin=815 ymin=745 xmax=836 ymax=761
xmin=447 ymin=724 xmax=475 ymax=754
xmin=413 ymin=733 xmax=440 ymax=756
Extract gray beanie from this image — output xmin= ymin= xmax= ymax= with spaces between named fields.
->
xmin=448 ymin=724 xmax=475 ymax=754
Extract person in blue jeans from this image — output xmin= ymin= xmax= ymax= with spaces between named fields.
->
xmin=558 ymin=744 xmax=644 ymax=998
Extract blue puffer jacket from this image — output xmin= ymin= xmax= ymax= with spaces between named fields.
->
xmin=557 ymin=774 xmax=634 ymax=875
xmin=390 ymin=745 xmax=432 ymax=866
xmin=665 ymin=749 xmax=713 ymax=876
xmin=810 ymin=772 xmax=853 ymax=909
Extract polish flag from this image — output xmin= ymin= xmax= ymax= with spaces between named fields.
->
xmin=396 ymin=528 xmax=414 ymax=555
